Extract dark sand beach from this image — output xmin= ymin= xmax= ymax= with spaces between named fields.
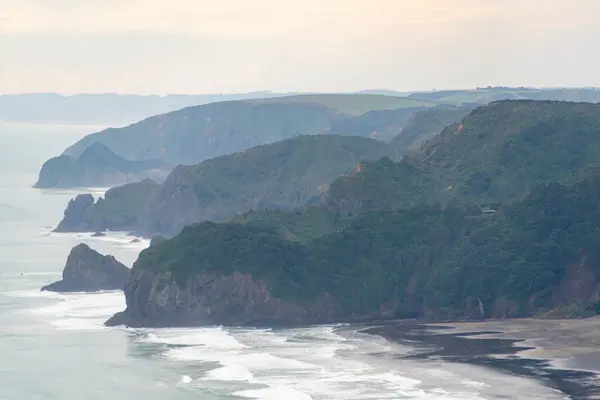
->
xmin=364 ymin=318 xmax=600 ymax=399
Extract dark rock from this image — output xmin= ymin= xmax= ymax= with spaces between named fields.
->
xmin=130 ymin=238 xmax=141 ymax=243
xmin=54 ymin=194 xmax=95 ymax=232
xmin=91 ymin=231 xmax=106 ymax=237
xmin=105 ymin=269 xmax=337 ymax=328
xmin=53 ymin=179 xmax=160 ymax=233
xmin=41 ymin=244 xmax=129 ymax=292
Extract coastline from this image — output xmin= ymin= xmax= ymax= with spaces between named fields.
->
xmin=361 ymin=318 xmax=600 ymax=400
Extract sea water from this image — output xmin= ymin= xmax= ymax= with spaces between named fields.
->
xmin=0 ymin=122 xmax=566 ymax=399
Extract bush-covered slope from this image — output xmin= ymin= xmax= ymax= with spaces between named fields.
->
xmin=328 ymin=101 xmax=600 ymax=213
xmin=57 ymin=135 xmax=395 ymax=235
xmin=54 ymin=179 xmax=160 ymax=232
xmin=116 ymin=171 xmax=600 ymax=326
xmin=146 ymin=134 xmax=397 ymax=235
xmin=389 ymin=106 xmax=475 ymax=152
xmin=327 ymin=107 xmax=426 ymax=143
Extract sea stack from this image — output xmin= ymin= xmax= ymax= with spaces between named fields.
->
xmin=41 ymin=244 xmax=129 ymax=292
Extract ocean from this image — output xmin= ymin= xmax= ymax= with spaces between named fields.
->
xmin=0 ymin=121 xmax=568 ymax=399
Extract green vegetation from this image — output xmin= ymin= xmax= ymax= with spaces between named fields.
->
xmin=247 ymin=94 xmax=435 ymax=116
xmin=325 ymin=101 xmax=600 ymax=214
xmin=62 ymin=101 xmax=343 ymax=165
xmin=231 ymin=206 xmax=341 ymax=243
xmin=140 ymin=171 xmax=600 ymax=319
xmin=147 ymin=134 xmax=396 ymax=235
xmin=132 ymin=99 xmax=600 ymax=321
xmin=407 ymin=87 xmax=600 ymax=105
xmin=389 ymin=106 xmax=474 ymax=152
xmin=327 ymin=107 xmax=426 ymax=143
xmin=55 ymin=179 xmax=160 ymax=232
xmin=417 ymin=100 xmax=600 ymax=202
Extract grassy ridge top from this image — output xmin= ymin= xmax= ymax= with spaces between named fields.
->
xmin=246 ymin=94 xmax=435 ymax=115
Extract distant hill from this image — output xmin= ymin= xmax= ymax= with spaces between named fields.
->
xmin=36 ymin=88 xmax=600 ymax=189
xmin=327 ymin=107 xmax=427 ymax=142
xmin=407 ymin=87 xmax=600 ymax=105
xmin=39 ymin=93 xmax=433 ymax=188
xmin=389 ymin=106 xmax=475 ymax=152
xmin=34 ymin=143 xmax=169 ymax=188
xmin=246 ymin=94 xmax=434 ymax=116
xmin=56 ymin=134 xmax=397 ymax=235
xmin=60 ymin=99 xmax=346 ymax=165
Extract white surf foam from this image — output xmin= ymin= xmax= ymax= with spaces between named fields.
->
xmin=233 ymin=386 xmax=313 ymax=400
xmin=204 ymin=363 xmax=254 ymax=382
xmin=29 ymin=291 xmax=124 ymax=331
xmin=139 ymin=327 xmax=247 ymax=349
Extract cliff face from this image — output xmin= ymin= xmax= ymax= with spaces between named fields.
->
xmin=105 ymin=267 xmax=403 ymax=327
xmin=34 ymin=143 xmax=169 ymax=189
xmin=41 ymin=244 xmax=130 ymax=292
xmin=106 ymin=252 xmax=600 ymax=328
xmin=54 ymin=180 xmax=160 ymax=233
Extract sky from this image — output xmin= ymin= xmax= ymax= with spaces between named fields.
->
xmin=1 ymin=0 xmax=599 ymax=94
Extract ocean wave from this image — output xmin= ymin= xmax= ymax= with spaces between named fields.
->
xmin=138 ymin=326 xmax=247 ymax=349
xmin=233 ymin=385 xmax=313 ymax=400
xmin=28 ymin=291 xmax=124 ymax=331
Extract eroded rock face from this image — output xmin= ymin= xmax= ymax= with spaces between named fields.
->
xmin=41 ymin=244 xmax=130 ymax=292
xmin=105 ymin=268 xmax=339 ymax=328
xmin=54 ymin=194 xmax=95 ymax=232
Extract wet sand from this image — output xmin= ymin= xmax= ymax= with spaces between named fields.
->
xmin=363 ymin=318 xmax=600 ymax=399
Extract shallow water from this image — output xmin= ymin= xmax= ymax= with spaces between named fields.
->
xmin=0 ymin=123 xmax=568 ymax=399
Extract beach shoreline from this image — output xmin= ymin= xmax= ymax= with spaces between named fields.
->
xmin=361 ymin=317 xmax=600 ymax=399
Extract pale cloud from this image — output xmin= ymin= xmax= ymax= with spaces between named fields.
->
xmin=0 ymin=0 xmax=599 ymax=94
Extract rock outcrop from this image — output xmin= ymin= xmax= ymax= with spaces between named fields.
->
xmin=34 ymin=142 xmax=169 ymax=189
xmin=105 ymin=269 xmax=340 ymax=327
xmin=54 ymin=179 xmax=160 ymax=233
xmin=55 ymin=194 xmax=95 ymax=232
xmin=41 ymin=244 xmax=130 ymax=292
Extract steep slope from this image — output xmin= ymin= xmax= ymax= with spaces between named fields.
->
xmin=56 ymin=135 xmax=396 ymax=235
xmin=416 ymin=100 xmax=600 ymax=202
xmin=328 ymin=100 xmax=600 ymax=213
xmin=106 ymin=171 xmax=600 ymax=327
xmin=34 ymin=143 xmax=169 ymax=188
xmin=54 ymin=179 xmax=160 ymax=232
xmin=42 ymin=244 xmax=129 ymax=292
xmin=61 ymin=94 xmax=417 ymax=165
xmin=327 ymin=107 xmax=427 ymax=143
xmin=389 ymin=106 xmax=475 ymax=152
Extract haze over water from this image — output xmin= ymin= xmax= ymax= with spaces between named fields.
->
xmin=0 ymin=122 xmax=565 ymax=399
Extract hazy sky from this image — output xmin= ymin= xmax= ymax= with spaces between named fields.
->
xmin=1 ymin=0 xmax=599 ymax=94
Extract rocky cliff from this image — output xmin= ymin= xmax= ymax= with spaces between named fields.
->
xmin=105 ymin=269 xmax=341 ymax=327
xmin=105 ymin=171 xmax=600 ymax=327
xmin=35 ymin=143 xmax=169 ymax=189
xmin=55 ymin=135 xmax=395 ymax=236
xmin=54 ymin=180 xmax=160 ymax=233
xmin=41 ymin=244 xmax=130 ymax=292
